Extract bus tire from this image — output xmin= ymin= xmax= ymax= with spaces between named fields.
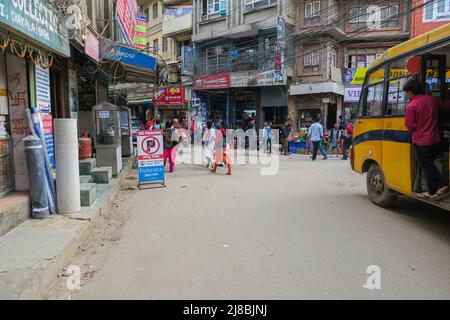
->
xmin=366 ymin=164 xmax=398 ymax=208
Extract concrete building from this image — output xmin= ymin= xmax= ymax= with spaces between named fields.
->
xmin=289 ymin=0 xmax=411 ymax=131
xmin=191 ymin=0 xmax=296 ymax=130
xmin=139 ymin=0 xmax=193 ymax=126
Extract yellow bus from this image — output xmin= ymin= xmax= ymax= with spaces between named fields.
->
xmin=350 ymin=23 xmax=450 ymax=211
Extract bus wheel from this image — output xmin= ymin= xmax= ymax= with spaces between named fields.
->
xmin=367 ymin=164 xmax=398 ymax=208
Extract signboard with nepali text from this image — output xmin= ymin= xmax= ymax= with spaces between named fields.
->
xmin=153 ymin=86 xmax=185 ymax=105
xmin=0 ymin=0 xmax=70 ymax=56
xmin=137 ymin=130 xmax=165 ymax=185
xmin=193 ymin=73 xmax=230 ymax=90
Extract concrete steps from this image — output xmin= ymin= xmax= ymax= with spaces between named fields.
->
xmin=79 ymin=158 xmax=96 ymax=175
xmin=0 ymin=192 xmax=30 ymax=238
xmin=79 ymin=175 xmax=93 ymax=183
xmin=80 ymin=183 xmax=97 ymax=207
xmin=91 ymin=167 xmax=113 ymax=184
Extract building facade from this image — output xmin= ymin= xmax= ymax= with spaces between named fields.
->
xmin=411 ymin=0 xmax=450 ymax=37
xmin=140 ymin=0 xmax=193 ymax=127
xmin=289 ymin=0 xmax=410 ymax=131
xmin=191 ymin=0 xmax=296 ymax=131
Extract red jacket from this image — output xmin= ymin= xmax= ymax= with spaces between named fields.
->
xmin=405 ymin=94 xmax=450 ymax=146
xmin=345 ymin=123 xmax=353 ymax=138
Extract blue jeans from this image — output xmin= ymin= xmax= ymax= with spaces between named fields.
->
xmin=319 ymin=141 xmax=327 ymax=157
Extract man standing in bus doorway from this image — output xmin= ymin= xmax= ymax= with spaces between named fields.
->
xmin=308 ymin=118 xmax=326 ymax=161
xmin=342 ymin=120 xmax=353 ymax=160
xmin=403 ymin=79 xmax=450 ymax=199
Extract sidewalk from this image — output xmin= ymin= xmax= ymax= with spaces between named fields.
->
xmin=0 ymin=159 xmax=132 ymax=300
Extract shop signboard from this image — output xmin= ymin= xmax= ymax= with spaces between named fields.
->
xmin=0 ymin=0 xmax=70 ymax=57
xmin=232 ymin=70 xmax=284 ymax=87
xmin=136 ymin=130 xmax=165 ymax=185
xmin=344 ymin=85 xmax=406 ymax=103
xmin=35 ymin=65 xmax=51 ymax=113
xmin=41 ymin=113 xmax=55 ymax=168
xmin=104 ymin=45 xmax=156 ymax=70
xmin=153 ymin=86 xmax=185 ymax=105
xmin=193 ymin=73 xmax=230 ymax=90
xmin=116 ymin=0 xmax=138 ymax=45
xmin=344 ymin=85 xmax=362 ymax=103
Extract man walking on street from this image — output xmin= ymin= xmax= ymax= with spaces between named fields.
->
xmin=308 ymin=118 xmax=326 ymax=161
xmin=280 ymin=121 xmax=290 ymax=155
xmin=403 ymin=78 xmax=450 ymax=199
xmin=328 ymin=123 xmax=342 ymax=157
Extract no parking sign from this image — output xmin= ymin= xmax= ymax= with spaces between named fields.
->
xmin=136 ymin=130 xmax=165 ymax=186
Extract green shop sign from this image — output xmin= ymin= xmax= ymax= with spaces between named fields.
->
xmin=0 ymin=0 xmax=70 ymax=57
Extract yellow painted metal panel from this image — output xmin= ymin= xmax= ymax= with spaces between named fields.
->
xmin=353 ymin=118 xmax=383 ymax=173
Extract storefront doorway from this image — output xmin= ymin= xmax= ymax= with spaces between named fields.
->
xmin=326 ymin=104 xmax=337 ymax=130
xmin=263 ymin=106 xmax=287 ymax=128
xmin=234 ymin=89 xmax=257 ymax=130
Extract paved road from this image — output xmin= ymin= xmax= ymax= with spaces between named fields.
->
xmin=55 ymin=155 xmax=450 ymax=299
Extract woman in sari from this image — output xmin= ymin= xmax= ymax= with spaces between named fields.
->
xmin=203 ymin=120 xmax=216 ymax=169
xmin=212 ymin=121 xmax=232 ymax=175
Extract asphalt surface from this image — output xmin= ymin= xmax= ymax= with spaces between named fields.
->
xmin=55 ymin=154 xmax=450 ymax=299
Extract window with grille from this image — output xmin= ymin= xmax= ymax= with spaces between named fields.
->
xmin=152 ymin=2 xmax=158 ymax=19
xmin=424 ymin=0 xmax=450 ymax=22
xmin=153 ymin=39 xmax=158 ymax=54
xmin=305 ymin=1 xmax=320 ymax=24
xmin=304 ymin=48 xmax=320 ymax=72
xmin=162 ymin=37 xmax=168 ymax=53
xmin=245 ymin=0 xmax=277 ymax=12
xmin=349 ymin=1 xmax=400 ymax=30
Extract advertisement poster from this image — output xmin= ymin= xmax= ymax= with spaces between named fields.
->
xmin=275 ymin=16 xmax=286 ymax=83
xmin=41 ymin=113 xmax=55 ymax=168
xmin=181 ymin=46 xmax=194 ymax=75
xmin=68 ymin=69 xmax=78 ymax=119
xmin=133 ymin=13 xmax=146 ymax=49
xmin=153 ymin=86 xmax=185 ymax=105
xmin=137 ymin=130 xmax=165 ymax=184
xmin=164 ymin=6 xmax=193 ymax=20
xmin=35 ymin=65 xmax=51 ymax=113
xmin=116 ymin=0 xmax=138 ymax=45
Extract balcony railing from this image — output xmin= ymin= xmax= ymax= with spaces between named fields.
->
xmin=194 ymin=45 xmax=277 ymax=75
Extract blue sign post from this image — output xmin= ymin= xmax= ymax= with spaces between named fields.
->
xmin=136 ymin=130 xmax=165 ymax=188
xmin=104 ymin=45 xmax=157 ymax=70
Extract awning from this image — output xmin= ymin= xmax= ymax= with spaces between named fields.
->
xmin=290 ymin=82 xmax=344 ymax=96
